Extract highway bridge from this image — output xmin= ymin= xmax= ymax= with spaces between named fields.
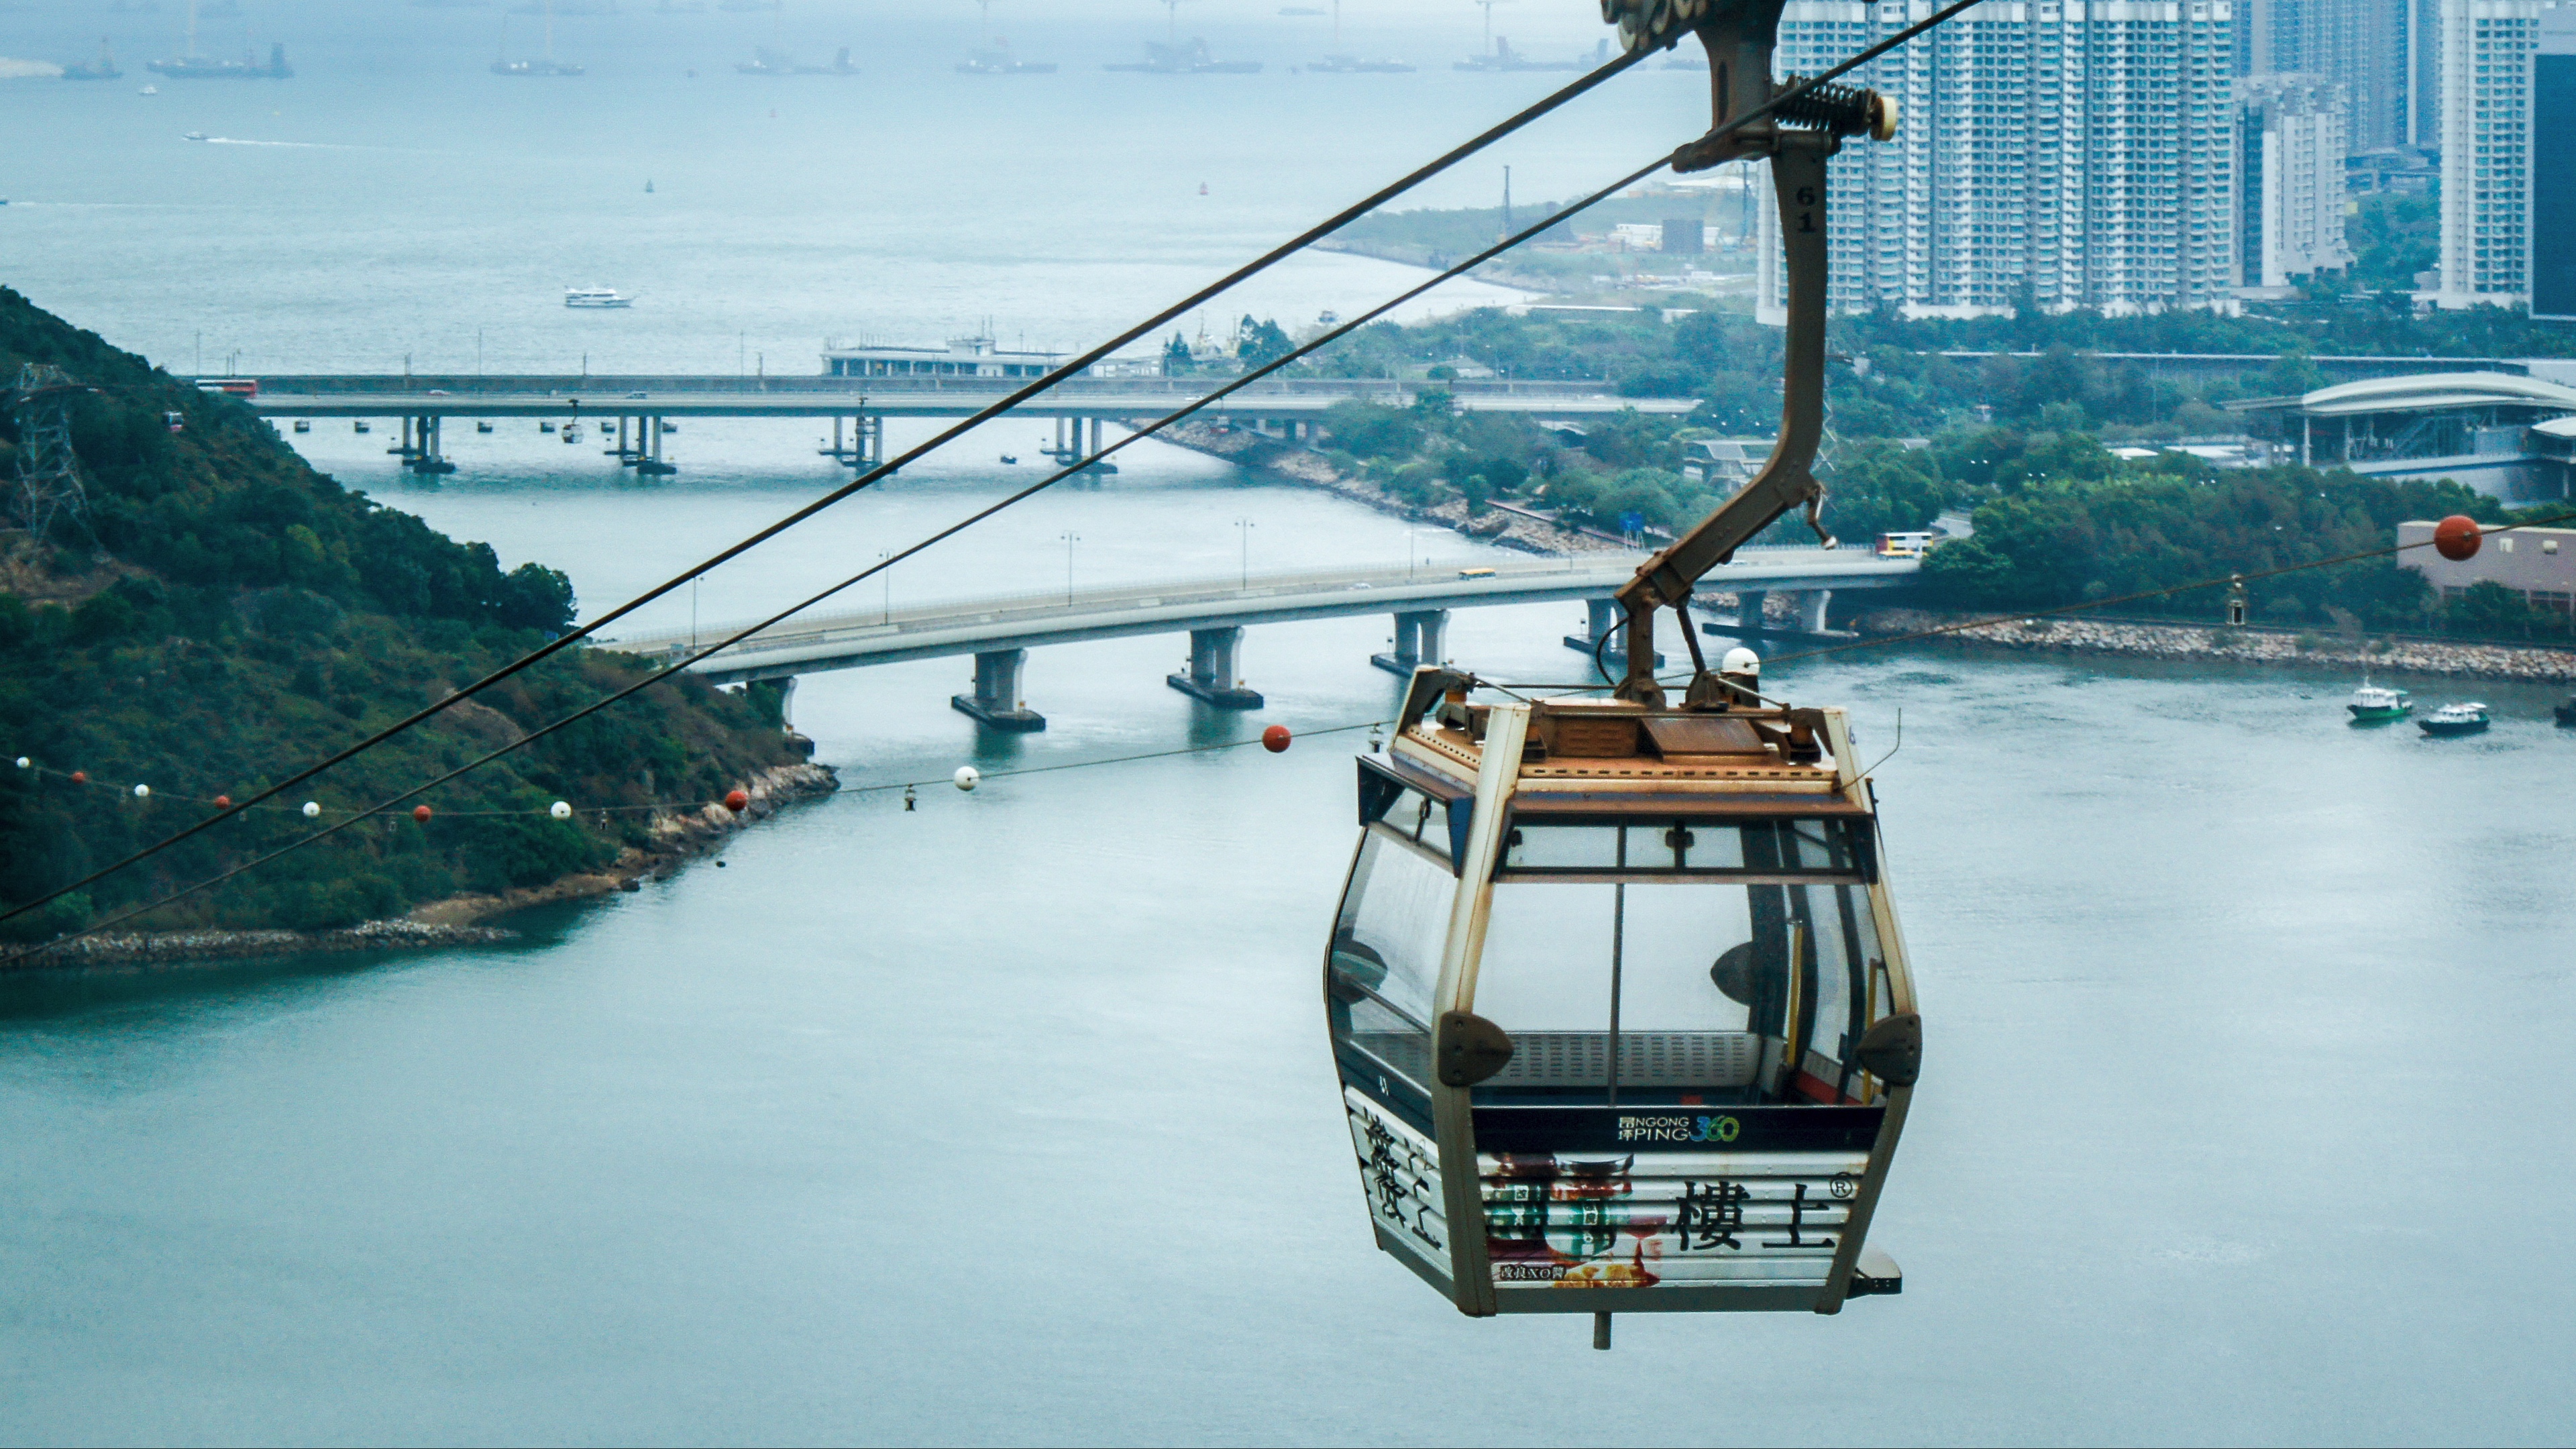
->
xmin=237 ymin=374 xmax=1698 ymax=476
xmin=598 ymin=549 xmax=1919 ymax=731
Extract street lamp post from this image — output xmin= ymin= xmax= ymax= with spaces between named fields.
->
xmin=1059 ymin=532 xmax=1079 ymax=605
xmin=1234 ymin=517 xmax=1255 ymax=590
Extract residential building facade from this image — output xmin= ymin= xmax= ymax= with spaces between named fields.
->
xmin=2433 ymin=0 xmax=2541 ymax=309
xmin=1758 ymin=0 xmax=2239 ymax=319
xmin=2236 ymin=74 xmax=2355 ymax=292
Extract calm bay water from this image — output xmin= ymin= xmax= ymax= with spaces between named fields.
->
xmin=4 ymin=11 xmax=2576 ymax=1444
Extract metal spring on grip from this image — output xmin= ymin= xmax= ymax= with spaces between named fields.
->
xmin=1770 ymin=77 xmax=1878 ymax=132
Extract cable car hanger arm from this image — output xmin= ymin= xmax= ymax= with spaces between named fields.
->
xmin=1607 ymin=3 xmax=1896 ymax=706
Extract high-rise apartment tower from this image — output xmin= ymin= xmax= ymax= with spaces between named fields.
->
xmin=1760 ymin=0 xmax=2239 ymax=318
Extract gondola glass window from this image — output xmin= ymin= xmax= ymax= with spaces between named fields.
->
xmin=1479 ymin=820 xmax=1882 ymax=1108
xmin=1329 ymin=818 xmax=1453 ymax=1102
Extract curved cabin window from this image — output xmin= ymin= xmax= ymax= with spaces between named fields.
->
xmin=1476 ymin=818 xmax=1882 ymax=1107
xmin=1328 ymin=830 xmax=1452 ymax=1100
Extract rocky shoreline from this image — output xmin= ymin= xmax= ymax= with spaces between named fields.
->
xmin=7 ymin=760 xmax=841 ymax=973
xmin=1855 ymin=608 xmax=2576 ymax=684
xmin=1159 ymin=421 xmax=1635 ymax=557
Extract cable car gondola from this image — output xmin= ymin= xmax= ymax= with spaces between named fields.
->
xmin=1326 ymin=0 xmax=1917 ymax=1340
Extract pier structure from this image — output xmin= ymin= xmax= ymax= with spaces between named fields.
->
xmin=236 ymin=374 xmax=1699 ymax=481
xmin=604 ymin=550 xmax=1915 ymax=733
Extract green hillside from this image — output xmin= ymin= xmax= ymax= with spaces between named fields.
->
xmin=0 ymin=288 xmax=801 ymax=944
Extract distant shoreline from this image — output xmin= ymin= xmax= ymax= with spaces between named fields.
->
xmin=1857 ymin=609 xmax=2576 ymax=686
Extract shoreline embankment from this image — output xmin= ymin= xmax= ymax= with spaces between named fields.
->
xmin=8 ymin=761 xmax=839 ymax=973
xmin=1854 ymin=609 xmax=2576 ymax=684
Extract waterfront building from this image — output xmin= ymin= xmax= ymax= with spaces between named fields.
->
xmin=822 ymin=335 xmax=1067 ymax=380
xmin=2432 ymin=0 xmax=2542 ymax=309
xmin=2398 ymin=519 xmax=2576 ymax=614
xmin=2532 ymin=6 xmax=2576 ymax=318
xmin=1758 ymin=0 xmax=2239 ymax=319
xmin=2236 ymin=74 xmax=2355 ymax=294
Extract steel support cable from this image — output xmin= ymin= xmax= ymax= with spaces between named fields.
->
xmin=0 ymin=159 xmax=1667 ymax=964
xmin=3 ymin=3 xmax=1996 ymax=956
xmin=0 ymin=48 xmax=1654 ymax=930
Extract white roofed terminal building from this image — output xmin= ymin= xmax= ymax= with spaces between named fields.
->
xmin=823 ymin=335 xmax=1070 ymax=380
xmin=2234 ymin=370 xmax=2576 ymax=501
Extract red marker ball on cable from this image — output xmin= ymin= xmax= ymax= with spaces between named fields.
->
xmin=214 ymin=794 xmax=231 ymax=808
xmin=2433 ymin=515 xmax=2482 ymax=561
xmin=70 ymin=771 xmax=87 ymax=784
xmin=413 ymin=805 xmax=433 ymax=823
xmin=1262 ymin=724 xmax=1292 ymax=753
xmin=724 ymin=789 xmax=749 ymax=813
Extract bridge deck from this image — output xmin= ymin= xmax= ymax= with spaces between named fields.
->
xmin=599 ymin=551 xmax=1919 ymax=684
xmin=239 ymin=375 xmax=1695 ymax=421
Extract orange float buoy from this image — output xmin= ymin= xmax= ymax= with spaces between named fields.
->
xmin=2433 ymin=515 xmax=2483 ymax=561
xmin=1262 ymin=724 xmax=1292 ymax=753
xmin=413 ymin=804 xmax=433 ymax=823
xmin=70 ymin=771 xmax=87 ymax=784
xmin=724 ymin=789 xmax=749 ymax=813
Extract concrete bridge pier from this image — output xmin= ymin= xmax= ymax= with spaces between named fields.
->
xmin=1790 ymin=589 xmax=1831 ymax=633
xmin=1563 ymin=598 xmax=1660 ymax=671
xmin=1168 ymin=626 xmax=1264 ymax=708
xmin=1373 ymin=608 xmax=1450 ymax=676
xmin=1699 ymin=589 xmax=1769 ymax=635
xmin=405 ymin=415 xmax=456 ymax=474
xmin=636 ymin=415 xmax=677 ymax=475
xmin=951 ymin=648 xmax=1046 ymax=732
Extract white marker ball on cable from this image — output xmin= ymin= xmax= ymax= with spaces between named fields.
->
xmin=302 ymin=801 xmax=321 ymax=818
xmin=133 ymin=784 xmax=150 ymax=798
xmin=953 ymin=766 xmax=980 ymax=792
xmin=13 ymin=757 xmax=28 ymax=769
xmin=549 ymin=800 xmax=573 ymax=820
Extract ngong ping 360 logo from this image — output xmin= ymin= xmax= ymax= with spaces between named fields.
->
xmin=1616 ymin=1114 xmax=1740 ymax=1144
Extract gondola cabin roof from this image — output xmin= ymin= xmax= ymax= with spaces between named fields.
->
xmin=1387 ymin=690 xmax=1869 ymax=818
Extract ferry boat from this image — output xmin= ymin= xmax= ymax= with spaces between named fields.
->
xmin=1309 ymin=54 xmax=1415 ymax=72
xmin=2418 ymin=702 xmax=2491 ymax=737
xmin=564 ymin=286 xmax=634 ymax=308
xmin=2345 ymin=678 xmax=2412 ymax=723
xmin=492 ymin=58 xmax=585 ymax=76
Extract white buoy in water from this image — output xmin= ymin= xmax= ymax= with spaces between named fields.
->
xmin=549 ymin=800 xmax=573 ymax=820
xmin=953 ymin=766 xmax=980 ymax=792
xmin=301 ymin=801 xmax=321 ymax=818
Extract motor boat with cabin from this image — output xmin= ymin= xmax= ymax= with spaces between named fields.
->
xmin=564 ymin=286 xmax=634 ymax=309
xmin=2418 ymin=702 xmax=2490 ymax=737
xmin=2346 ymin=678 xmax=2411 ymax=723
xmin=1328 ymin=1 xmax=1911 ymax=1346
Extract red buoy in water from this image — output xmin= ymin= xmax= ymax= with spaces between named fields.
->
xmin=724 ymin=789 xmax=750 ymax=813
xmin=69 ymin=771 xmax=87 ymax=784
xmin=413 ymin=804 xmax=433 ymax=823
xmin=1262 ymin=724 xmax=1292 ymax=753
xmin=2434 ymin=515 xmax=2483 ymax=561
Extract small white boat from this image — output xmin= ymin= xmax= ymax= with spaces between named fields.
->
xmin=475 ymin=420 xmax=494 ymax=433
xmin=182 ymin=130 xmax=207 ymax=141
xmin=290 ymin=419 xmax=309 ymax=433
xmin=564 ymin=286 xmax=634 ymax=309
xmin=2418 ymin=702 xmax=2491 ymax=737
xmin=561 ymin=422 xmax=586 ymax=443
xmin=140 ymin=84 xmax=159 ymax=94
